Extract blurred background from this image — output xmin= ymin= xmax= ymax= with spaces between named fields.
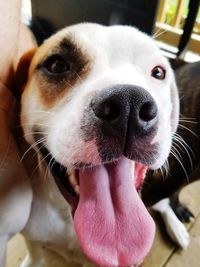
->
xmin=22 ymin=0 xmax=200 ymax=64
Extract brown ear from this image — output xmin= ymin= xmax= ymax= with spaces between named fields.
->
xmin=14 ymin=48 xmax=36 ymax=99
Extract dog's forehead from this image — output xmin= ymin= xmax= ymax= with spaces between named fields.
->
xmin=64 ymin=23 xmax=158 ymax=51
xmin=32 ymin=23 xmax=161 ymax=65
xmin=26 ymin=23 xmax=171 ymax=109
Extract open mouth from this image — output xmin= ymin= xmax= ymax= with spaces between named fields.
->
xmin=39 ymin=145 xmax=155 ymax=267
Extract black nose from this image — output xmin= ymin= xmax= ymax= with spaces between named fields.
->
xmin=90 ymin=84 xmax=158 ymax=142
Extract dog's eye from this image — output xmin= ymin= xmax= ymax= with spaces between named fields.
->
xmin=151 ymin=66 xmax=166 ymax=80
xmin=44 ymin=56 xmax=70 ymax=74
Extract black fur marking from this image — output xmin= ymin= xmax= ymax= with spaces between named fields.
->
xmin=170 ymin=196 xmax=194 ymax=223
xmin=35 ymin=36 xmax=89 ymax=86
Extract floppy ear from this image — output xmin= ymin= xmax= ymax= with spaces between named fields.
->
xmin=170 ymin=75 xmax=180 ymax=134
xmin=14 ymin=48 xmax=36 ymax=99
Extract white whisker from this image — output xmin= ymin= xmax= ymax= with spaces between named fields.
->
xmin=20 ymin=136 xmax=48 ymax=163
xmin=20 ymin=110 xmax=56 ymax=117
xmin=20 ymin=123 xmax=51 ymax=128
xmin=23 ymin=131 xmax=46 ymax=138
xmin=178 ymin=119 xmax=197 ymax=124
xmin=74 ymin=71 xmax=83 ymax=84
xmin=170 ymin=148 xmax=189 ymax=183
xmin=152 ymin=28 xmax=167 ymax=39
xmin=178 ymin=124 xmax=198 ymax=137
xmin=171 ymin=143 xmax=183 ymax=161
xmin=31 ymin=151 xmax=52 ymax=179
xmin=173 ymin=136 xmax=193 ymax=169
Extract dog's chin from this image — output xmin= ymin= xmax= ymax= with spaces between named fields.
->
xmin=39 ymin=145 xmax=156 ymax=267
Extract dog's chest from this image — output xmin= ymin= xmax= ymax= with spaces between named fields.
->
xmin=23 ymin=171 xmax=78 ymax=249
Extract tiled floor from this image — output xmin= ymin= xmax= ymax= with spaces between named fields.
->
xmin=6 ymin=181 xmax=200 ymax=267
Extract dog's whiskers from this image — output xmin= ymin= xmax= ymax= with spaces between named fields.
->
xmin=63 ymin=80 xmax=74 ymax=90
xmin=163 ymin=159 xmax=170 ymax=177
xmin=155 ymin=152 xmax=171 ymax=180
xmin=171 ymin=143 xmax=183 ymax=162
xmin=23 ymin=131 xmax=46 ymax=138
xmin=170 ymin=146 xmax=189 ymax=183
xmin=179 ymin=114 xmax=197 ymax=121
xmin=152 ymin=28 xmax=167 ymax=39
xmin=43 ymin=154 xmax=55 ymax=182
xmin=158 ymin=160 xmax=170 ymax=180
xmin=174 ymin=133 xmax=195 ymax=158
xmin=178 ymin=124 xmax=198 ymax=137
xmin=173 ymin=140 xmax=185 ymax=154
xmin=50 ymin=157 xmax=56 ymax=170
xmin=74 ymin=71 xmax=83 ymax=85
xmin=179 ymin=119 xmax=197 ymax=124
xmin=32 ymin=150 xmax=52 ymax=179
xmin=173 ymin=134 xmax=194 ymax=169
xmin=20 ymin=136 xmax=48 ymax=163
xmin=20 ymin=122 xmax=51 ymax=128
xmin=159 ymin=166 xmax=165 ymax=180
xmin=20 ymin=110 xmax=56 ymax=117
xmin=59 ymin=160 xmax=66 ymax=172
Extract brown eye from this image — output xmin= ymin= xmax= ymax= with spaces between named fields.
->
xmin=44 ymin=55 xmax=70 ymax=74
xmin=151 ymin=66 xmax=166 ymax=80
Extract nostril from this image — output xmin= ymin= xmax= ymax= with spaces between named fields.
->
xmin=139 ymin=101 xmax=157 ymax=122
xmin=92 ymin=100 xmax=121 ymax=121
xmin=103 ymin=101 xmax=121 ymax=121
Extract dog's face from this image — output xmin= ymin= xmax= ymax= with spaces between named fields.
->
xmin=18 ymin=23 xmax=179 ymax=267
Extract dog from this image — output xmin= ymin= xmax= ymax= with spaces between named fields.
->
xmin=142 ymin=61 xmax=200 ymax=249
xmin=11 ymin=23 xmax=179 ymax=267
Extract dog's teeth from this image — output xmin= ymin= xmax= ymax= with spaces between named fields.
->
xmin=68 ymin=171 xmax=80 ymax=195
xmin=74 ymin=185 xmax=80 ymax=195
xmin=69 ymin=172 xmax=78 ymax=187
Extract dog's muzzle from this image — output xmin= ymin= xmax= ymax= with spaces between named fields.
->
xmin=83 ymin=84 xmax=158 ymax=164
xmin=36 ymin=84 xmax=158 ymax=267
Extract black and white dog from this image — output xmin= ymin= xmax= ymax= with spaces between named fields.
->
xmin=142 ymin=61 xmax=200 ymax=249
xmin=1 ymin=23 xmax=179 ymax=267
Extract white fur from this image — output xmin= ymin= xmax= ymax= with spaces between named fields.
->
xmin=152 ymin=198 xmax=190 ymax=249
xmin=1 ymin=23 xmax=179 ymax=267
xmin=22 ymin=24 xmax=178 ymax=171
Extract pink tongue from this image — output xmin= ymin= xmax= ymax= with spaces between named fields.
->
xmin=74 ymin=157 xmax=155 ymax=267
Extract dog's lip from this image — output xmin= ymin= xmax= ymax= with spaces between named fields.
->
xmin=39 ymin=144 xmax=145 ymax=213
xmin=39 ymin=145 xmax=79 ymax=211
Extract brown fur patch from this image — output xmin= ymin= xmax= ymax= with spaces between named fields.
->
xmin=15 ymin=48 xmax=36 ymax=99
xmin=32 ymin=35 xmax=92 ymax=108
